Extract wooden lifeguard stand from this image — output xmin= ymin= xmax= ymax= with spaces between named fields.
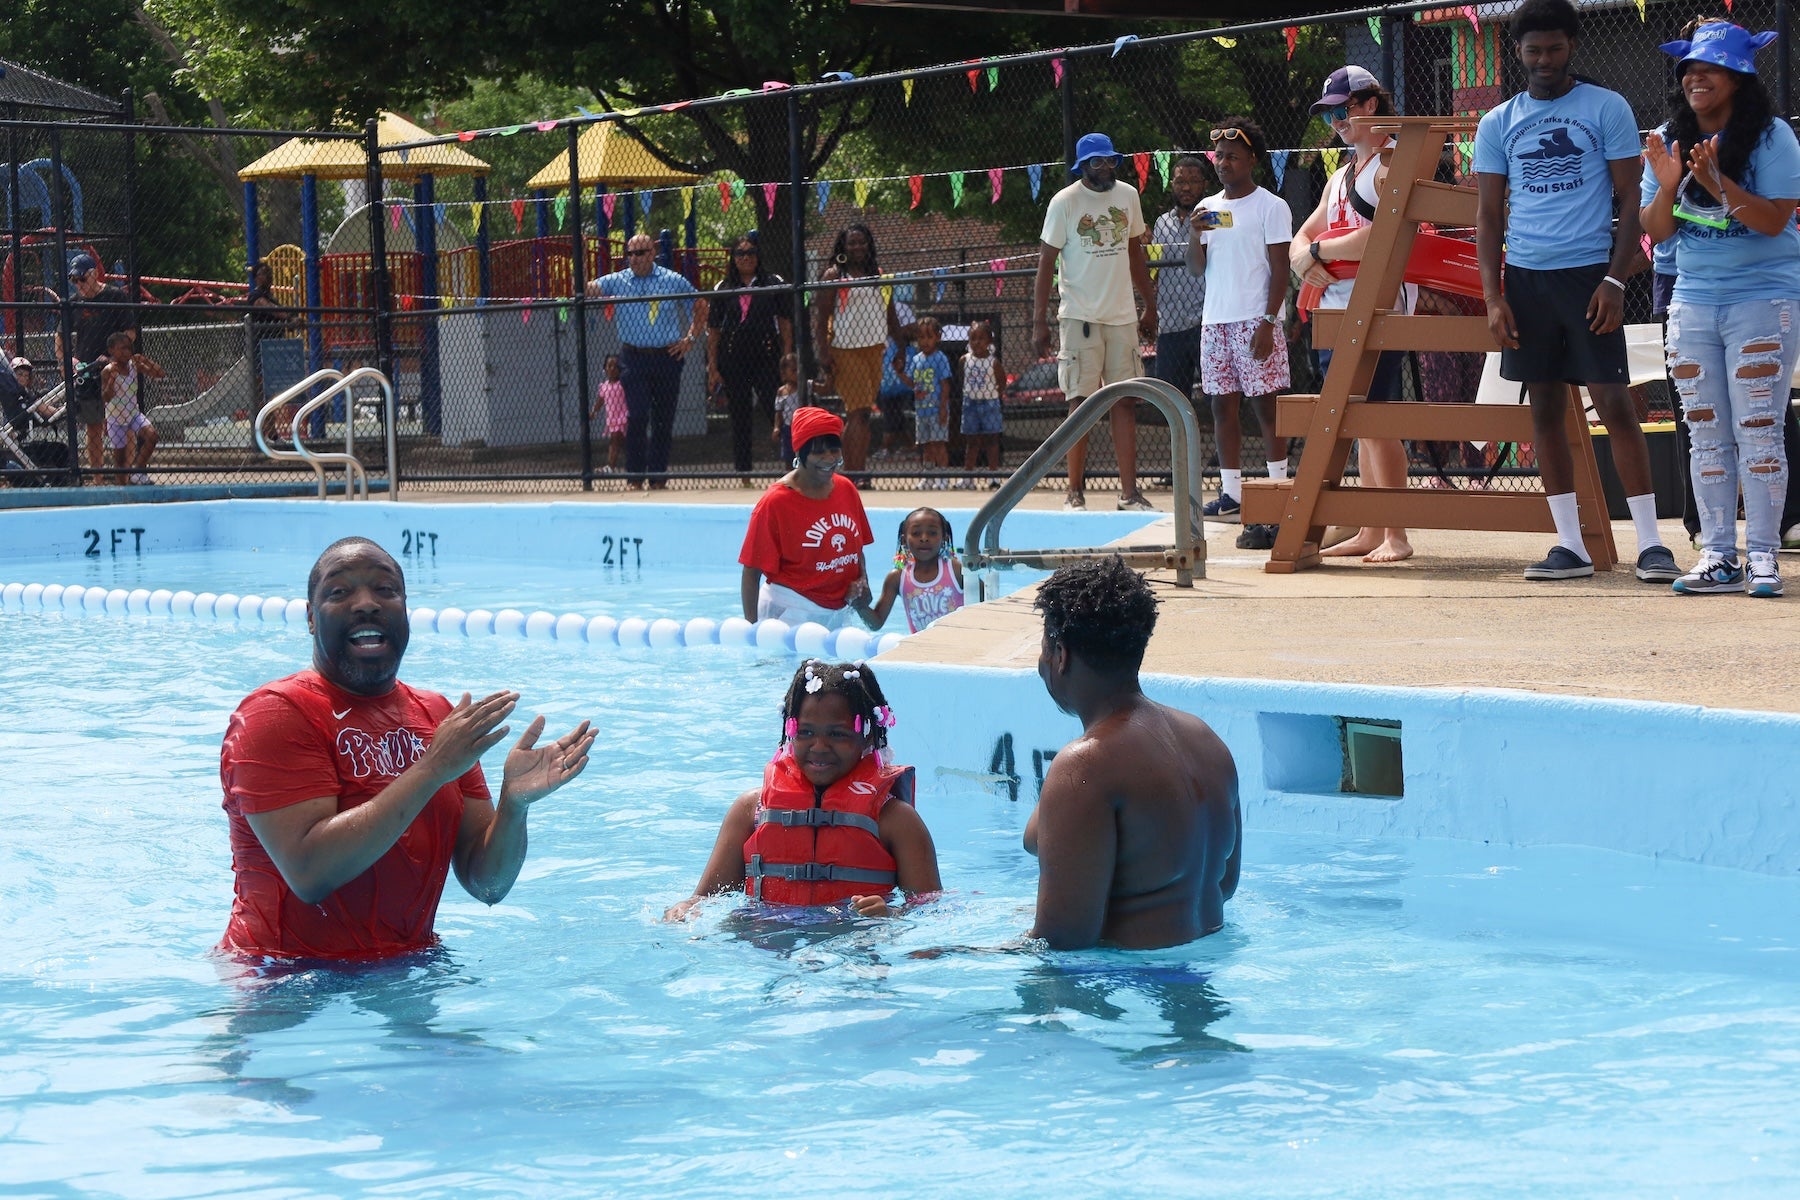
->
xmin=1240 ymin=116 xmax=1617 ymax=573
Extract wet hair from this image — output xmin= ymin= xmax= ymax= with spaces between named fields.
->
xmin=1033 ymin=555 xmax=1158 ymax=674
xmin=830 ymin=223 xmax=880 ymax=276
xmin=896 ymin=507 xmax=954 ymax=562
xmin=1511 ymin=0 xmax=1580 ymax=43
xmin=779 ymin=660 xmax=894 ymax=754
xmin=1665 ymin=19 xmax=1776 ymax=198
xmin=106 ymin=331 xmax=132 ymax=351
xmin=1211 ymin=116 xmax=1268 ymax=163
xmin=306 ymin=536 xmax=402 ymax=602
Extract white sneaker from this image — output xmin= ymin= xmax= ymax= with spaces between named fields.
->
xmin=1748 ymin=551 xmax=1785 ymax=598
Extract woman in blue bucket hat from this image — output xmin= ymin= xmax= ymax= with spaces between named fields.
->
xmin=1642 ymin=18 xmax=1800 ymax=598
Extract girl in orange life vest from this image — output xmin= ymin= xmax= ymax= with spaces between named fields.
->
xmin=663 ymin=660 xmax=941 ymax=921
xmin=854 ymin=507 xmax=966 ymax=634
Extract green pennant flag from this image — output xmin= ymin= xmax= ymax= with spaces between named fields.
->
xmin=729 ymin=178 xmax=747 ymax=202
xmin=1368 ymin=16 xmax=1383 ymax=44
xmin=1154 ymin=150 xmax=1172 ymax=190
xmin=553 ymin=194 xmax=569 ymax=227
xmin=986 ymin=66 xmax=999 ymax=91
xmin=948 ymin=171 xmax=965 ymax=206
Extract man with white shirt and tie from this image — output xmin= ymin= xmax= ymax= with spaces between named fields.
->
xmin=216 ymin=537 xmax=596 ymax=960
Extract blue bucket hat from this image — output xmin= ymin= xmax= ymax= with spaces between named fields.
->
xmin=1069 ymin=132 xmax=1120 ymax=176
xmin=1658 ymin=21 xmax=1777 ymax=76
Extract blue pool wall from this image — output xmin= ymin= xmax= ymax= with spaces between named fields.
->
xmin=6 ymin=499 xmax=1798 ymax=878
xmin=875 ymin=662 xmax=1800 ymax=878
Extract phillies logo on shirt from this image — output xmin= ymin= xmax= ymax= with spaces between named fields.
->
xmin=335 ymin=726 xmax=429 ymax=780
xmin=802 ymin=512 xmax=862 ymax=549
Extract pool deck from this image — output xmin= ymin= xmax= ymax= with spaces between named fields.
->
xmin=386 ymin=483 xmax=1800 ymax=717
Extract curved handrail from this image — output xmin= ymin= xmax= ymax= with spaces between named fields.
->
xmin=964 ymin=376 xmax=1206 ymax=587
xmin=253 ymin=367 xmax=397 ymax=500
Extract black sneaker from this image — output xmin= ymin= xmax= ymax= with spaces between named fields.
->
xmin=1634 ymin=545 xmax=1680 ymax=584
xmin=1235 ymin=523 xmax=1277 ymax=550
xmin=1522 ymin=545 xmax=1594 ymax=581
xmin=1202 ymin=493 xmax=1242 ymax=524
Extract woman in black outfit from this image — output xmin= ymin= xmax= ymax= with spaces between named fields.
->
xmin=707 ymin=235 xmax=793 ymax=477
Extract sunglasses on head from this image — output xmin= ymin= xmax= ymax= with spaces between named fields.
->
xmin=1210 ymin=127 xmax=1253 ymax=147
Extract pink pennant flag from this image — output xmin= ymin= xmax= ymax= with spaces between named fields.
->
xmin=990 ymin=258 xmax=1005 ymax=297
xmin=522 ymin=301 xmax=532 ymax=324
xmin=1205 ymin=150 xmax=1217 ymax=166
xmin=1462 ymin=5 xmax=1479 ymax=33
xmin=717 ymin=180 xmax=731 ymax=211
xmin=535 ymin=120 xmax=557 ymax=132
xmin=762 ymin=182 xmax=778 ymax=216
xmin=988 ymin=167 xmax=1004 ymax=203
xmin=1133 ymin=152 xmax=1149 ymax=191
xmin=1052 ymin=57 xmax=1064 ymax=87
xmin=602 ymin=192 xmax=616 ymax=221
xmin=456 ymin=131 xmax=476 ymax=142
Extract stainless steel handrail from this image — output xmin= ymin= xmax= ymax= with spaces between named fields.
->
xmin=253 ymin=367 xmax=398 ymax=500
xmin=964 ymin=376 xmax=1206 ymax=590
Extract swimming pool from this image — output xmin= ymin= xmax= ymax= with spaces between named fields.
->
xmin=3 ymin=502 xmax=1799 ymax=1196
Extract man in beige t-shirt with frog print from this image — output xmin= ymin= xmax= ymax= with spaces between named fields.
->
xmin=1033 ymin=132 xmax=1159 ymax=513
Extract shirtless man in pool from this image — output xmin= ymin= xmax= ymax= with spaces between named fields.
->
xmin=1025 ymin=556 xmax=1240 ymax=950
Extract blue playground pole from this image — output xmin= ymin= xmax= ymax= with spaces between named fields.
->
xmin=243 ymin=182 xmax=260 ymax=286
xmin=474 ymin=174 xmax=490 ymax=303
xmin=301 ymin=173 xmax=324 ymax=437
xmin=533 ymin=188 xmax=549 ymax=295
xmin=656 ymin=228 xmax=673 ymax=269
xmin=683 ymin=199 xmax=698 ymax=282
xmin=416 ymin=174 xmax=441 ymax=435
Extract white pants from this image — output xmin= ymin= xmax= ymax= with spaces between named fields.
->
xmin=757 ymin=581 xmax=861 ymax=630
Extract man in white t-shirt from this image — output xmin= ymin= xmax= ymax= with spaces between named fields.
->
xmin=1033 ymin=132 xmax=1159 ymax=512
xmin=1185 ymin=117 xmax=1293 ymax=549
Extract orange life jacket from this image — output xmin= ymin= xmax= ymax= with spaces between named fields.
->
xmin=744 ymin=752 xmax=915 ymax=906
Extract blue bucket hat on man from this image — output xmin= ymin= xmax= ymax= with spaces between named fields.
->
xmin=1069 ymin=132 xmax=1120 ymax=177
xmin=1658 ymin=21 xmax=1778 ymax=75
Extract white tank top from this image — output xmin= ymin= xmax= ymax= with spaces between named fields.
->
xmin=1321 ymin=142 xmax=1417 ymax=315
xmin=831 ymin=277 xmax=887 ymax=350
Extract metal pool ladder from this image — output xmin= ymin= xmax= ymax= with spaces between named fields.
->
xmin=964 ymin=376 xmax=1207 ymax=597
xmin=254 ymin=368 xmax=399 ymax=501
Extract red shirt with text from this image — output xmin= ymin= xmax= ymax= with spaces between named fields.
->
xmin=218 ymin=670 xmax=489 ymax=959
xmin=739 ymin=477 xmax=874 ymax=608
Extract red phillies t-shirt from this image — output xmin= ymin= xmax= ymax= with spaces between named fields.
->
xmin=738 ymin=476 xmax=874 ymax=608
xmin=218 ymin=670 xmax=490 ymax=960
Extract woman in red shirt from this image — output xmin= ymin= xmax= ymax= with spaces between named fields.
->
xmin=738 ymin=407 xmax=874 ymax=628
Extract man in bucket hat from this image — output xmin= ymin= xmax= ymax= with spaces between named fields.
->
xmin=1032 ymin=132 xmax=1159 ymax=512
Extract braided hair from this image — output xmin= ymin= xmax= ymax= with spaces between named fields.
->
xmin=894 ymin=507 xmax=955 ymax=569
xmin=778 ymin=659 xmax=896 ymax=754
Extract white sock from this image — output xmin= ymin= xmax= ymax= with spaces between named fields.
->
xmin=1626 ymin=493 xmax=1664 ymax=552
xmin=1546 ymin=492 xmax=1591 ymax=561
xmin=1267 ymin=459 xmax=1289 ymax=482
xmin=1221 ymin=469 xmax=1243 ymax=500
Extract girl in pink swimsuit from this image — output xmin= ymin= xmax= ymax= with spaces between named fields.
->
xmin=854 ymin=507 xmax=966 ymax=633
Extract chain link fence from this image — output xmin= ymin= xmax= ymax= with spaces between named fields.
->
xmin=4 ymin=1 xmax=1791 ymax=496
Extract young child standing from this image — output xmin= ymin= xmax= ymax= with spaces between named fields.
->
xmin=856 ymin=507 xmax=966 ymax=633
xmin=1186 ymin=116 xmax=1293 ymax=551
xmin=958 ymin=320 xmax=1003 ymax=488
xmin=664 ymin=660 xmax=941 ymax=920
xmin=771 ymin=352 xmax=802 ymax=464
xmin=900 ymin=316 xmax=953 ymax=487
xmin=592 ymin=354 xmax=627 ymax=472
xmin=100 ymin=331 xmax=164 ymax=484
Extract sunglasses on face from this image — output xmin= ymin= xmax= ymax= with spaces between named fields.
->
xmin=732 ymin=248 xmax=759 ymax=257
xmin=1323 ymin=104 xmax=1350 ymax=123
xmin=627 ymin=249 xmax=653 ymax=258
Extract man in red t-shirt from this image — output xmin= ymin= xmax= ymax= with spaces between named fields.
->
xmin=739 ymin=406 xmax=874 ymax=629
xmin=218 ymin=537 xmax=597 ymax=960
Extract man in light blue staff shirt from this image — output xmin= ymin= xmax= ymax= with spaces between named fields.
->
xmin=586 ymin=233 xmax=709 ymax=487
xmin=1151 ymin=154 xmax=1209 ymax=407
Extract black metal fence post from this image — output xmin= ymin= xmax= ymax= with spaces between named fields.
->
xmin=788 ymin=91 xmax=813 ymax=393
xmin=5 ymin=104 xmax=21 ymax=364
xmin=1778 ymin=0 xmax=1792 ymax=124
xmin=568 ymin=120 xmax=594 ymax=489
xmin=49 ymin=124 xmax=78 ymax=484
xmin=363 ymin=119 xmax=395 ymax=487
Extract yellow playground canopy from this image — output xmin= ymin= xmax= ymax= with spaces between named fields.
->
xmin=526 ymin=122 xmax=702 ymax=191
xmin=238 ymin=111 xmax=490 ymax=183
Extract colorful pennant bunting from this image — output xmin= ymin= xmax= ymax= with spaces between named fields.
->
xmin=1052 ymin=57 xmax=1064 ymax=87
xmin=854 ymin=179 xmax=872 ymax=207
xmin=1133 ymin=152 xmax=1149 ymax=191
xmin=718 ymin=180 xmax=732 ymax=211
xmin=909 ymin=175 xmax=923 ymax=209
xmin=817 ymin=180 xmax=832 ymax=214
xmin=1284 ymin=27 xmax=1298 ymax=60
xmin=902 ymin=78 xmax=914 ymax=105
xmin=1368 ymin=16 xmax=1383 ymax=45
xmin=1155 ymin=150 xmax=1172 ymax=190
xmin=988 ymin=167 xmax=1004 ymax=203
xmin=553 ymin=194 xmax=568 ymax=227
xmin=762 ymin=182 xmax=778 ymax=216
xmin=1028 ymin=163 xmax=1043 ymax=200
xmin=1270 ymin=150 xmax=1290 ymax=189
xmin=512 ymin=198 xmax=527 ymax=232
xmin=990 ymin=258 xmax=1005 ymax=297
xmin=949 ymin=172 xmax=965 ymax=206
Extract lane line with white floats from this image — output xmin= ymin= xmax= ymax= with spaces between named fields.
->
xmin=0 ymin=581 xmax=907 ymax=659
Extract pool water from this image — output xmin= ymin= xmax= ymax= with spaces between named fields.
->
xmin=4 ymin=604 xmax=1799 ymax=1196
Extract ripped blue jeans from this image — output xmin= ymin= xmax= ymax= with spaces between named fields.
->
xmin=1666 ymin=299 xmax=1800 ymax=556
